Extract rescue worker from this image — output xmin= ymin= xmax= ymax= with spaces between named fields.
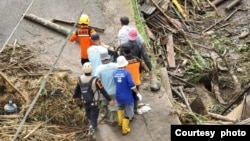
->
xmin=122 ymin=45 xmax=142 ymax=114
xmin=113 ymin=56 xmax=142 ymax=135
xmin=72 ymin=62 xmax=115 ymax=138
xmin=95 ymin=52 xmax=118 ymax=125
xmin=69 ymin=14 xmax=96 ymax=65
xmin=119 ymin=27 xmax=161 ymax=92
xmin=87 ymin=33 xmax=108 ymax=75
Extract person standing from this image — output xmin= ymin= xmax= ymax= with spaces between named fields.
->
xmin=69 ymin=14 xmax=96 ymax=65
xmin=72 ymin=62 xmax=114 ymax=138
xmin=122 ymin=45 xmax=142 ymax=114
xmin=120 ymin=27 xmax=161 ymax=92
xmin=120 ymin=27 xmax=152 ymax=72
xmin=113 ymin=56 xmax=142 ymax=135
xmin=117 ymin=16 xmax=144 ymax=46
xmin=87 ymin=33 xmax=108 ymax=75
xmin=95 ymin=52 xmax=118 ymax=125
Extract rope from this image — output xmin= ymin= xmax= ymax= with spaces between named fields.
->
xmin=11 ymin=0 xmax=89 ymax=140
xmin=0 ymin=0 xmax=36 ymax=54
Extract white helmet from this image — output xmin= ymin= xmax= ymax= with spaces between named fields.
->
xmin=82 ymin=62 xmax=93 ymax=73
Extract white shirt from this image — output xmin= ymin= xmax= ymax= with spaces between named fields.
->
xmin=117 ymin=25 xmax=144 ymax=46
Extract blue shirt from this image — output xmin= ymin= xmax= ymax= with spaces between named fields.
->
xmin=113 ymin=68 xmax=135 ymax=104
xmin=95 ymin=62 xmax=118 ymax=95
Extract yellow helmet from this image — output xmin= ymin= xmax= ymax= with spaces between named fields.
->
xmin=78 ymin=14 xmax=89 ymax=24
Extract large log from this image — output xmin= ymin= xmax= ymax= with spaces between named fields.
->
xmin=24 ymin=13 xmax=71 ymax=36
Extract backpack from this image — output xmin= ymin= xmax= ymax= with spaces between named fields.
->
xmin=78 ymin=76 xmax=97 ymax=103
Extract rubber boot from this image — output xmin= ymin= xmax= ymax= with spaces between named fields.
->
xmin=122 ymin=118 xmax=130 ymax=135
xmin=117 ymin=110 xmax=124 ymax=126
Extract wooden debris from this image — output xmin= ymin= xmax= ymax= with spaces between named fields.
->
xmin=226 ymin=0 xmax=243 ymax=11
xmin=150 ymin=0 xmax=182 ymax=30
xmin=208 ymin=112 xmax=238 ymax=122
xmin=0 ymin=114 xmax=22 ymax=119
xmin=166 ymin=33 xmax=176 ymax=68
xmin=226 ymin=97 xmax=244 ymax=120
xmin=241 ymin=94 xmax=250 ymax=120
xmin=172 ymin=0 xmax=187 ymax=18
xmin=212 ymin=0 xmax=229 ymax=6
xmin=237 ymin=118 xmax=250 ymax=125
xmin=0 ymin=71 xmax=29 ymax=103
xmin=159 ymin=67 xmax=173 ymax=99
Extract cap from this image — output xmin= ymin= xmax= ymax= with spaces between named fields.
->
xmin=116 ymin=56 xmax=128 ymax=67
xmin=91 ymin=33 xmax=100 ymax=40
xmin=100 ymin=52 xmax=111 ymax=61
xmin=128 ymin=27 xmax=138 ymax=41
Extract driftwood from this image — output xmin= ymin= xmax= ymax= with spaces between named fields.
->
xmin=208 ymin=112 xmax=238 ymax=122
xmin=0 ymin=71 xmax=29 ymax=103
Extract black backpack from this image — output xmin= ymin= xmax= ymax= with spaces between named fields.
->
xmin=78 ymin=76 xmax=97 ymax=103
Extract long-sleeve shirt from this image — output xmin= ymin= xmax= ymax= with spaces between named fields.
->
xmin=120 ymin=40 xmax=152 ymax=71
xmin=69 ymin=25 xmax=95 ymax=59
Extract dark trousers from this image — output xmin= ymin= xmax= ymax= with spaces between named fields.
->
xmin=132 ymin=85 xmax=140 ymax=111
xmin=85 ymin=103 xmax=99 ymax=129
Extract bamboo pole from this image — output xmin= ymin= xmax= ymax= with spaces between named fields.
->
xmin=24 ymin=13 xmax=71 ymax=36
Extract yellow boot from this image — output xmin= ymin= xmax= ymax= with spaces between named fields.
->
xmin=122 ymin=118 xmax=130 ymax=135
xmin=117 ymin=110 xmax=124 ymax=126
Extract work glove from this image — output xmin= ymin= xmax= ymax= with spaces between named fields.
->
xmin=137 ymin=93 xmax=142 ymax=101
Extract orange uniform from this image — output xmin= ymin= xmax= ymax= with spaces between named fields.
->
xmin=69 ymin=25 xmax=96 ymax=59
xmin=125 ymin=57 xmax=141 ymax=86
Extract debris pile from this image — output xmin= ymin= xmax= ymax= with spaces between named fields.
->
xmin=138 ymin=0 xmax=250 ymax=124
xmin=0 ymin=42 xmax=88 ymax=140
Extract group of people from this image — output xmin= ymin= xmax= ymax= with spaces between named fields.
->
xmin=71 ymin=14 xmax=153 ymax=137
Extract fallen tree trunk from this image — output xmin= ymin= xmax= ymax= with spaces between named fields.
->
xmin=24 ymin=13 xmax=71 ymax=36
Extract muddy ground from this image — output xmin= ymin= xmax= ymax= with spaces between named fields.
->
xmin=0 ymin=0 xmax=250 ymax=141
